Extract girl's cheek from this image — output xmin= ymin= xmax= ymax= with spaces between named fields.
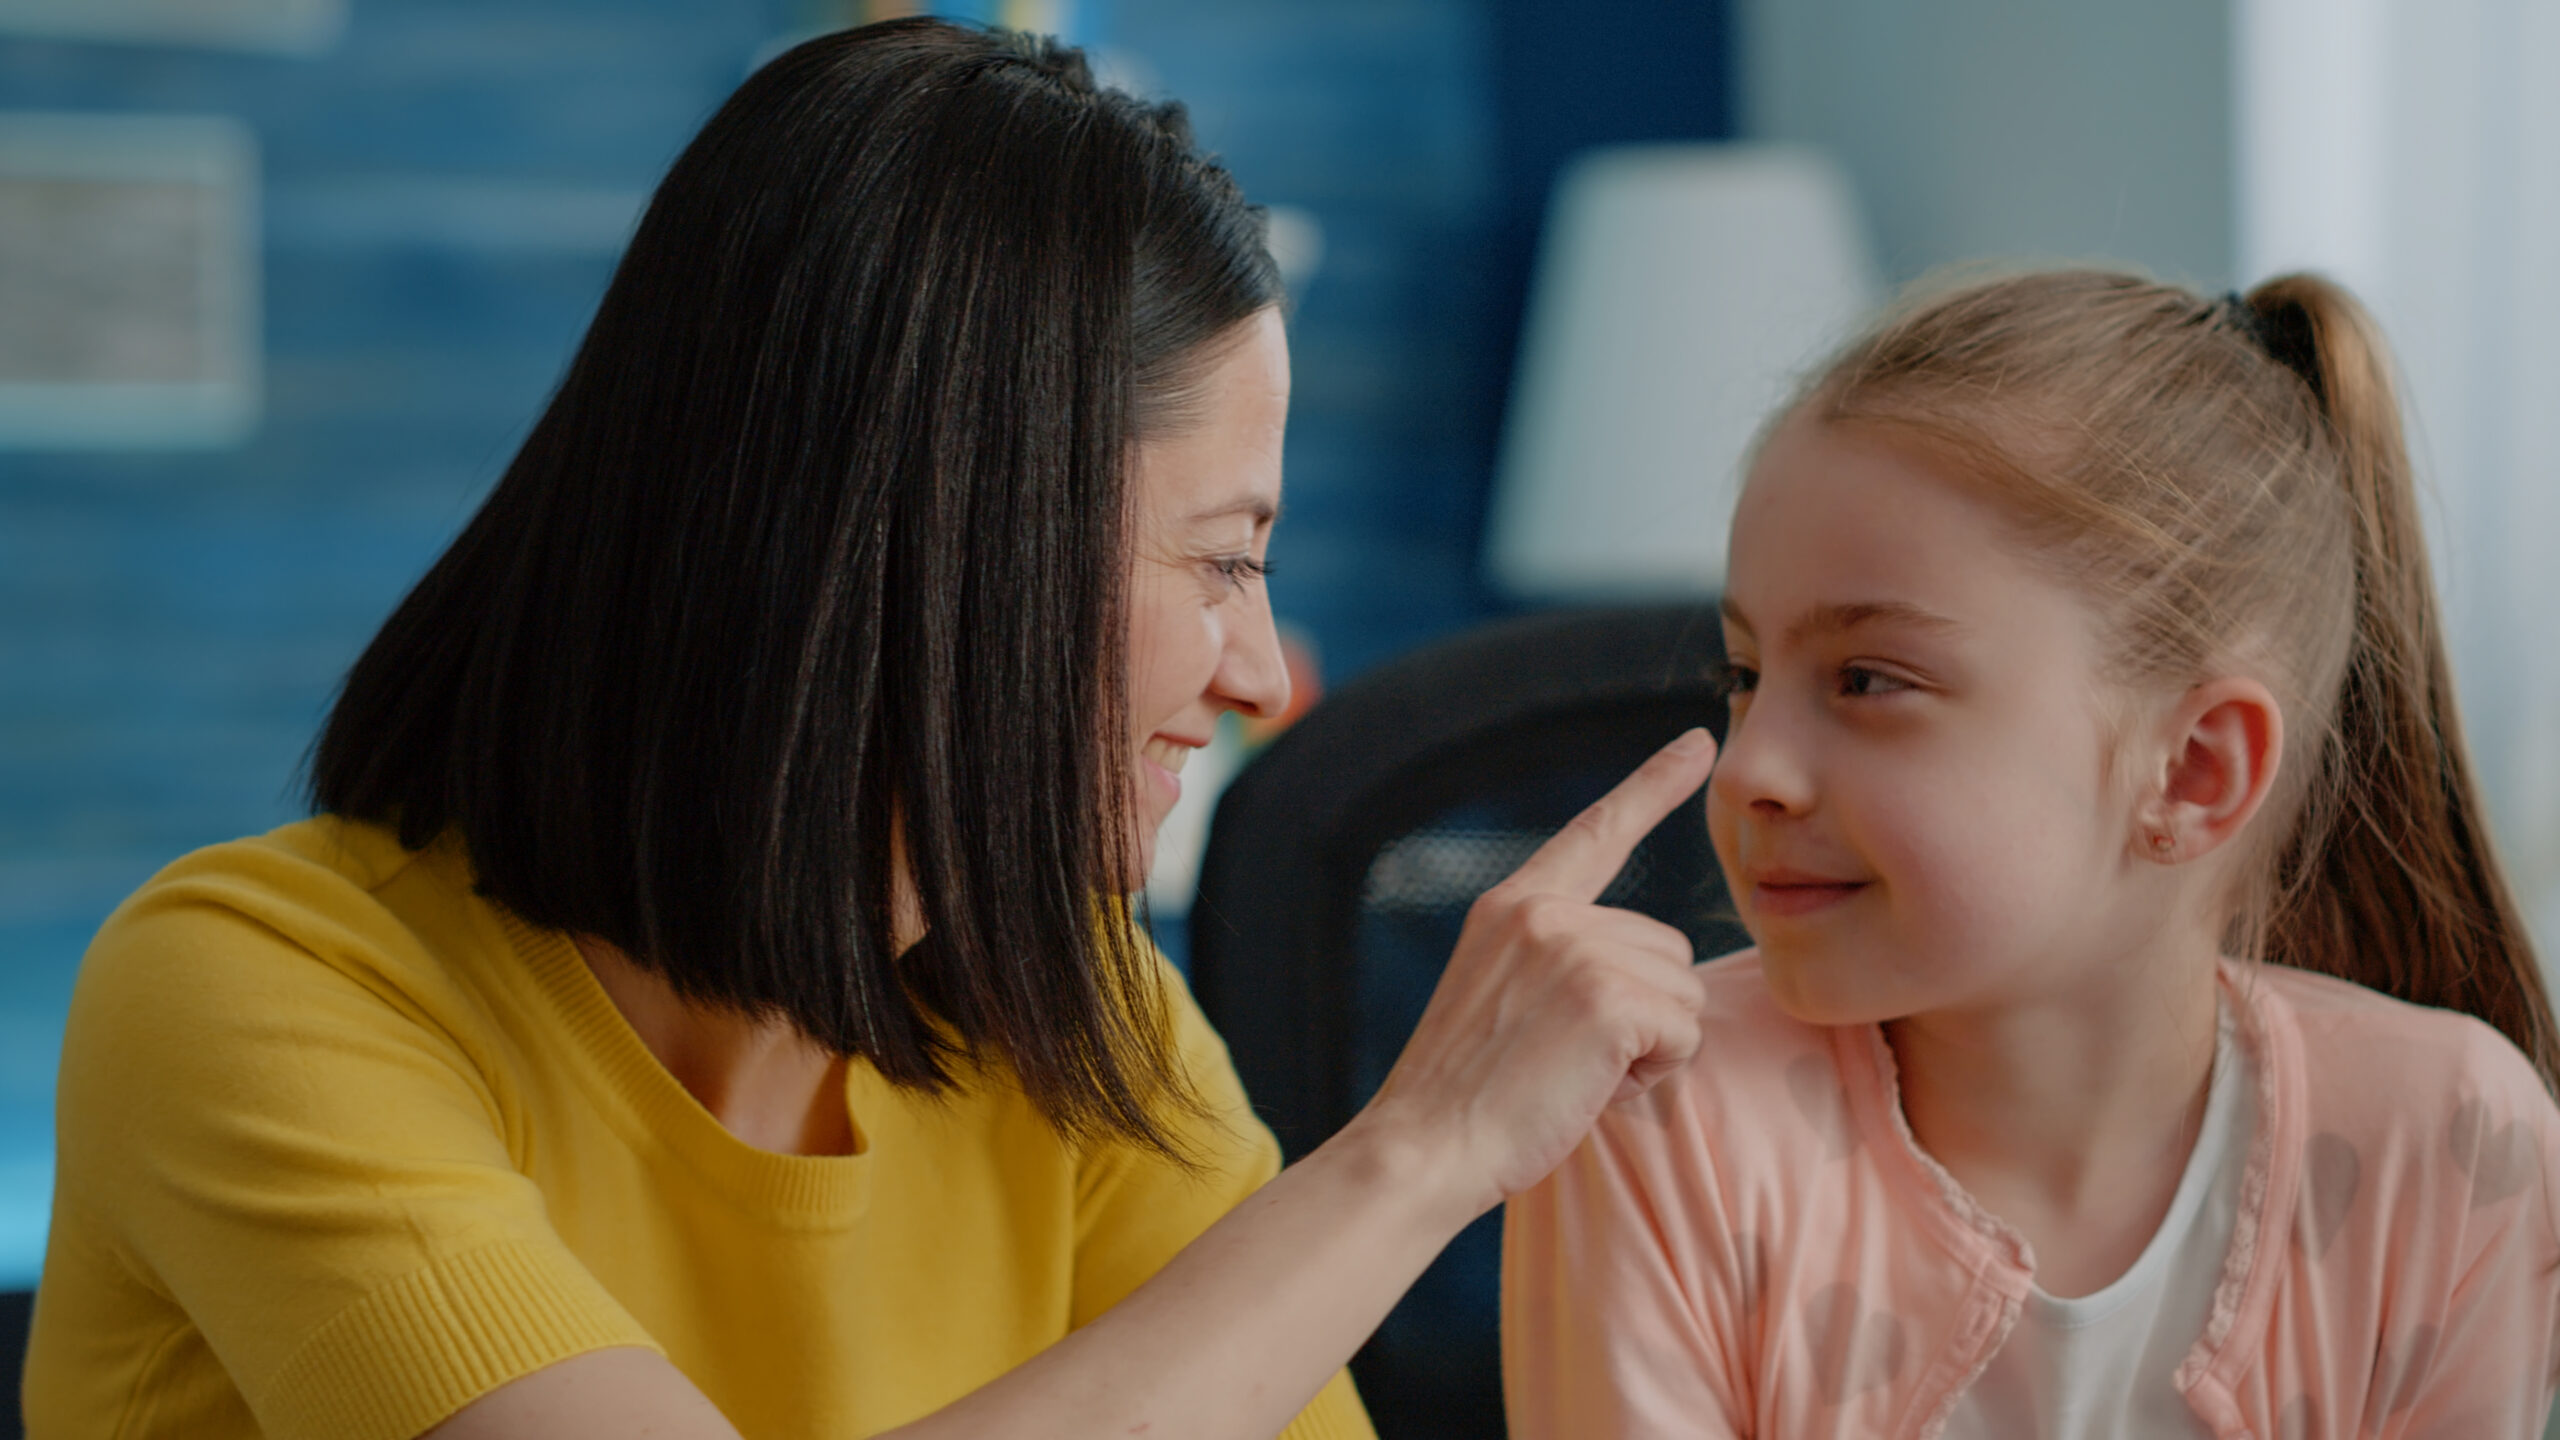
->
xmin=1704 ymin=768 xmax=1766 ymax=879
xmin=1885 ymin=769 xmax=2076 ymax=933
xmin=1838 ymin=766 xmax=1980 ymax=906
xmin=1703 ymin=773 xmax=1739 ymax=853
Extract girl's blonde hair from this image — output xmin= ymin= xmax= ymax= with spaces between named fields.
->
xmin=1794 ymin=268 xmax=2554 ymax=1088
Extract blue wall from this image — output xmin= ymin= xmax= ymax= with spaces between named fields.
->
xmin=1125 ymin=0 xmax=1504 ymax=680
xmin=0 ymin=0 xmax=1728 ymax=1290
xmin=1134 ymin=0 xmax=1733 ymax=684
xmin=0 ymin=0 xmax=787 ymax=1290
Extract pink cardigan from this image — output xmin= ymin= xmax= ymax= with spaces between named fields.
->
xmin=1503 ymin=954 xmax=2560 ymax=1438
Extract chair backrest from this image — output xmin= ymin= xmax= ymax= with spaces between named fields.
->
xmin=1190 ymin=603 xmax=1747 ymax=1440
xmin=3 ymin=1287 xmax=28 ymax=1440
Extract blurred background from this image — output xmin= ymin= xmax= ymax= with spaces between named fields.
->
xmin=1 ymin=0 xmax=2555 ymax=1421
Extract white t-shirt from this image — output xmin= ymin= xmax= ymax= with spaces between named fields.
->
xmin=1941 ymin=1005 xmax=2253 ymax=1439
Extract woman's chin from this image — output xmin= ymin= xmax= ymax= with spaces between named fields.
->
xmin=1122 ymin=816 xmax=1167 ymax=898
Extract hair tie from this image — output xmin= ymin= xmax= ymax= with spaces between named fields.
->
xmin=2220 ymin=290 xmax=2327 ymax=405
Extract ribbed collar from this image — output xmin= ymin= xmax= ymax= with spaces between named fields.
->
xmin=487 ymin=901 xmax=877 ymax=1230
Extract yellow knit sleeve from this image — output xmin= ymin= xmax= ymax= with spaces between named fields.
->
xmin=48 ymin=851 xmax=657 ymax=1440
xmin=1069 ymin=959 xmax=1378 ymax=1440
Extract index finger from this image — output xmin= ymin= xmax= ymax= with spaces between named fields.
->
xmin=1499 ymin=727 xmax=1719 ymax=904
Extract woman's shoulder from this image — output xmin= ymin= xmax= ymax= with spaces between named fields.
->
xmin=75 ymin=815 xmax=494 ymax=1054
xmin=103 ymin=814 xmax=445 ymax=938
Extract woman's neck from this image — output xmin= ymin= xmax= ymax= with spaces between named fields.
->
xmin=1886 ymin=930 xmax=2224 ymax=1297
xmin=569 ymin=840 xmax=924 ymax=1158
xmin=574 ymin=935 xmax=858 ymax=1158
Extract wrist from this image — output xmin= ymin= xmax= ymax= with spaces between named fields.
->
xmin=1319 ymin=1105 xmax=1499 ymax=1241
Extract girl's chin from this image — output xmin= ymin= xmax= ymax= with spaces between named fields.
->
xmin=1756 ymin=945 xmax=1901 ymax=1028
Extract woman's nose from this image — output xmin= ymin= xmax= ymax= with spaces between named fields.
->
xmin=1215 ymin=596 xmax=1291 ymax=720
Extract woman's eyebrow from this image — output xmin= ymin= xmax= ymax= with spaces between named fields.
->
xmin=1185 ymin=497 xmax=1280 ymax=525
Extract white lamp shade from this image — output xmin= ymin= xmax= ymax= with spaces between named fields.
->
xmin=1487 ymin=144 xmax=1878 ymax=599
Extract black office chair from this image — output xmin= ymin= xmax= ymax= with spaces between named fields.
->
xmin=4 ymin=1287 xmax=28 ymax=1440
xmin=1189 ymin=603 xmax=1749 ymax=1440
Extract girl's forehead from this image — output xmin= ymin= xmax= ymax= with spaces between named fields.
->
xmin=1726 ymin=418 xmax=2083 ymax=643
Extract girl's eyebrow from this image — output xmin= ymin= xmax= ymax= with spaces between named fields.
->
xmin=1719 ymin=595 xmax=1966 ymax=645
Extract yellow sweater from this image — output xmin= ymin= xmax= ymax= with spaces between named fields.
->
xmin=26 ymin=818 xmax=1373 ymax=1440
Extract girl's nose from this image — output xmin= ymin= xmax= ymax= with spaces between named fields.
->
xmin=1707 ymin=702 xmax=1813 ymax=818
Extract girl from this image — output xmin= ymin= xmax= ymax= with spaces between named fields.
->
xmin=1503 ymin=270 xmax=2560 ymax=1438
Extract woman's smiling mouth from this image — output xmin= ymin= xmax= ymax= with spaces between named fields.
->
xmin=1140 ymin=735 xmax=1200 ymax=805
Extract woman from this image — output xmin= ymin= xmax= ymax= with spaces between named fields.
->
xmin=25 ymin=20 xmax=1711 ymax=1440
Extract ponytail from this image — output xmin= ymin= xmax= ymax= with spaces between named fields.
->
xmin=2244 ymin=275 xmax=2560 ymax=1090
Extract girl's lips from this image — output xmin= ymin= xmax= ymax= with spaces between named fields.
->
xmin=1751 ymin=880 xmax=1868 ymax=918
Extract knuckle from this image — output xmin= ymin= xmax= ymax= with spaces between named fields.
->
xmin=1563 ymin=963 xmax=1623 ymax=1014
xmin=1556 ymin=948 xmax=1617 ymax=994
xmin=1518 ymin=895 xmax=1586 ymax=947
xmin=1665 ymin=1004 xmax=1704 ymax=1048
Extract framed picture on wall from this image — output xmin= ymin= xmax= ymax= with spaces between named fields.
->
xmin=0 ymin=113 xmax=261 ymax=451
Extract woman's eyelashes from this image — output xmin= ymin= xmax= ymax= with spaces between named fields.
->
xmin=1206 ymin=553 xmax=1273 ymax=591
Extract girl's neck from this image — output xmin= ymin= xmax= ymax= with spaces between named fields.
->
xmin=1885 ymin=930 xmax=2225 ymax=1297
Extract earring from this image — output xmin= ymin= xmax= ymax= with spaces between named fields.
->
xmin=2149 ymin=831 xmax=2176 ymax=857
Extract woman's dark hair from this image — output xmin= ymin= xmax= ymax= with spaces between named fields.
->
xmin=309 ymin=19 xmax=1284 ymax=1155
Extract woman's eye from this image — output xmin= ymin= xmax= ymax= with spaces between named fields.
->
xmin=1209 ymin=554 xmax=1273 ymax=589
xmin=1712 ymin=662 xmax=1759 ymax=699
xmin=1838 ymin=664 xmax=1911 ymax=698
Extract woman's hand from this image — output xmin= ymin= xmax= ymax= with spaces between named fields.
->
xmin=1347 ymin=727 xmax=1719 ymax=1223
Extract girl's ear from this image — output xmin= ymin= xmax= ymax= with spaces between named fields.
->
xmin=2137 ymin=677 xmax=2285 ymax=864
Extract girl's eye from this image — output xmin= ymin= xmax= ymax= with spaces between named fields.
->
xmin=1838 ymin=664 xmax=1912 ymax=698
xmin=1712 ymin=662 xmax=1759 ymax=699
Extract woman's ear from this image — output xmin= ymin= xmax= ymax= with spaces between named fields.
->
xmin=2136 ymin=676 xmax=2285 ymax=864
